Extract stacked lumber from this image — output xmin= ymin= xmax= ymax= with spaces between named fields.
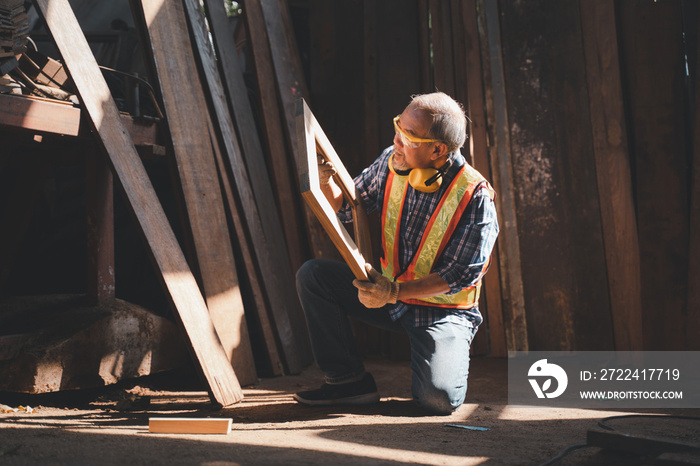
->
xmin=0 ymin=0 xmax=28 ymax=58
xmin=22 ymin=0 xmax=329 ymax=404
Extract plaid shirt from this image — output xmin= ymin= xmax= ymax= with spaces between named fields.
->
xmin=338 ymin=146 xmax=499 ymax=328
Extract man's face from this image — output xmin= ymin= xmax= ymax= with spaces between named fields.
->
xmin=392 ymin=107 xmax=438 ymax=172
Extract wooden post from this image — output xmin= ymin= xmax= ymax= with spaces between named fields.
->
xmin=33 ymin=0 xmax=243 ymax=407
xmin=86 ymin=144 xmax=115 ymax=303
xmin=580 ymin=0 xmax=643 ymax=351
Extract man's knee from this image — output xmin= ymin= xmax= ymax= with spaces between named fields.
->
xmin=296 ymin=259 xmax=319 ymax=285
xmin=413 ymin=379 xmax=466 ymax=415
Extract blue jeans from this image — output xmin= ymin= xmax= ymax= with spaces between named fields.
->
xmin=296 ymin=259 xmax=478 ymax=414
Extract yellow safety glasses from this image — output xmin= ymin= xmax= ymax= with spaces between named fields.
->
xmin=393 ymin=115 xmax=439 ymax=149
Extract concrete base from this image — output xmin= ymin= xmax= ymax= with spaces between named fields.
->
xmin=0 ymin=295 xmax=187 ymax=393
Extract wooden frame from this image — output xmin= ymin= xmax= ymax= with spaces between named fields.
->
xmin=295 ymin=99 xmax=372 ymax=281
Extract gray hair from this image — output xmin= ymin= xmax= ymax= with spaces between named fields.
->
xmin=407 ymin=92 xmax=468 ymax=153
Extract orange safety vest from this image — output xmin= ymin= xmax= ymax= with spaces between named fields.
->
xmin=380 ymin=158 xmax=496 ymax=309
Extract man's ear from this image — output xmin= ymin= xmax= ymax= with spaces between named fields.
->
xmin=431 ymin=142 xmax=449 ymax=160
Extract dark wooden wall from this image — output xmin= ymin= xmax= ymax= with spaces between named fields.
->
xmin=283 ymin=0 xmax=699 ymax=353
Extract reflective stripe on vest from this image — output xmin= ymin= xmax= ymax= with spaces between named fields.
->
xmin=380 ymin=158 xmax=495 ymax=309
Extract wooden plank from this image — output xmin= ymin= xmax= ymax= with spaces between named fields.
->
xmin=85 ymin=144 xmax=115 ymax=303
xmin=202 ymin=0 xmax=312 ymax=373
xmin=619 ymin=1 xmax=689 ymax=350
xmin=32 ymin=0 xmax=243 ymax=407
xmin=479 ymin=0 xmax=528 ymax=351
xmin=134 ymin=0 xmax=256 ymax=384
xmin=253 ymin=0 xmax=339 ymax=262
xmin=580 ymin=0 xmax=642 ymax=351
xmin=461 ymin=0 xmax=506 ymax=357
xmin=243 ymin=0 xmax=315 ymax=269
xmin=149 ymin=418 xmax=232 ymax=434
xmin=497 ymin=0 xmax=614 ymax=351
xmin=187 ymin=0 xmax=283 ymax=375
xmin=206 ymin=114 xmax=282 ymax=377
xmin=296 ymin=99 xmax=370 ymax=282
xmin=0 ymin=93 xmax=80 ymax=135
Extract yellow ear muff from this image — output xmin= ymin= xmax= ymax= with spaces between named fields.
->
xmin=388 ymin=153 xmax=450 ymax=194
xmin=408 ymin=168 xmax=441 ymax=193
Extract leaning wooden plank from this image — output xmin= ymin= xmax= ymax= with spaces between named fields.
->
xmin=235 ymin=0 xmax=308 ymax=270
xmin=184 ymin=0 xmax=282 ymax=375
xmin=32 ymin=0 xmax=242 ymax=407
xmin=580 ymin=0 xmax=643 ymax=350
xmin=461 ymin=0 xmax=507 ymax=357
xmin=133 ymin=0 xmax=256 ymax=385
xmin=250 ymin=0 xmax=339 ymax=262
xmin=149 ymin=418 xmax=232 ymax=435
xmin=194 ymin=0 xmax=311 ymax=374
xmin=296 ymin=99 xmax=370 ymax=281
xmin=479 ymin=0 xmax=528 ymax=351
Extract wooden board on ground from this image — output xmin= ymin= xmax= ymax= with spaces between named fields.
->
xmin=33 ymin=0 xmax=243 ymax=407
xmin=149 ymin=418 xmax=232 ymax=435
xmin=296 ymin=98 xmax=371 ymax=282
xmin=133 ymin=0 xmax=256 ymax=384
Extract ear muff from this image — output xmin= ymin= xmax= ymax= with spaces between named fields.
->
xmin=389 ymin=154 xmax=452 ymax=194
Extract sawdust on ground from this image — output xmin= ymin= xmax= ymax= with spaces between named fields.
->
xmin=1 ymin=357 xmax=699 ymax=465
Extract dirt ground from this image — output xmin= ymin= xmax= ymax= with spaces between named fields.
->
xmin=1 ymin=356 xmax=699 ymax=465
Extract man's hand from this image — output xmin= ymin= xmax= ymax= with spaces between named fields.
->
xmin=317 ymin=155 xmax=337 ymax=185
xmin=353 ymin=264 xmax=400 ymax=308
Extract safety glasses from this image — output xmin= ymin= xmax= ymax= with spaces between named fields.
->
xmin=393 ymin=115 xmax=439 ymax=149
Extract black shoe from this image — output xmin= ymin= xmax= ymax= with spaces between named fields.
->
xmin=293 ymin=373 xmax=380 ymax=406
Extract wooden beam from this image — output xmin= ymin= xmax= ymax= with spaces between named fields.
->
xmin=0 ymin=93 xmax=80 ymax=136
xmin=479 ymin=0 xmax=528 ymax=351
xmin=202 ymin=0 xmax=312 ymax=373
xmin=580 ymin=0 xmax=643 ymax=351
xmin=134 ymin=0 xmax=256 ymax=384
xmin=33 ymin=0 xmax=243 ymax=407
xmin=85 ymin=143 xmax=115 ymax=303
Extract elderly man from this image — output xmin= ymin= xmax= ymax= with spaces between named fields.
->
xmin=294 ymin=92 xmax=499 ymax=414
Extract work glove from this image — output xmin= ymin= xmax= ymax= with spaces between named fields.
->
xmin=353 ymin=264 xmax=400 ymax=308
xmin=317 ymin=155 xmax=337 ymax=185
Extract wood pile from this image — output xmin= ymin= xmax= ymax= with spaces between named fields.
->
xmin=0 ymin=0 xmax=27 ymax=81
xmin=17 ymin=0 xmax=331 ymax=405
xmin=0 ymin=0 xmax=27 ymax=58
